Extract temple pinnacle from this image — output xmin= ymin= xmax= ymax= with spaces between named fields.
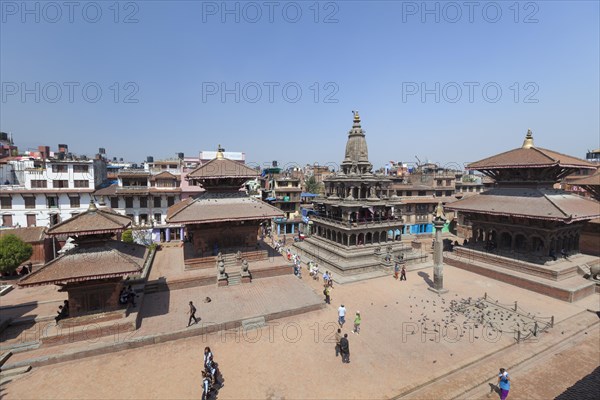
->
xmin=522 ymin=129 xmax=534 ymax=149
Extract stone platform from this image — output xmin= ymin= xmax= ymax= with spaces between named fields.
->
xmin=445 ymin=248 xmax=597 ymax=302
xmin=1 ymin=275 xmax=324 ymax=370
xmin=294 ymin=237 xmax=428 ymax=279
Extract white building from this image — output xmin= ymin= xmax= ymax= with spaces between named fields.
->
xmin=0 ymin=156 xmax=107 ymax=228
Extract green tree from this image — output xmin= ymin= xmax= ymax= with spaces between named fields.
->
xmin=0 ymin=234 xmax=33 ymax=275
xmin=304 ymin=175 xmax=321 ymax=194
xmin=122 ymin=229 xmax=134 ymax=244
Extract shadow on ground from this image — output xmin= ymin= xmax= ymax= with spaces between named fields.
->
xmin=417 ymin=271 xmax=434 ymax=288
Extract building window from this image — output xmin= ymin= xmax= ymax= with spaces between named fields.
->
xmin=436 ymin=179 xmax=442 ymax=186
xmin=73 ymin=165 xmax=89 ymax=173
xmin=418 ymin=191 xmax=426 ymax=196
xmin=125 ymin=197 xmax=133 ymax=208
xmin=74 ymin=180 xmax=89 ymax=188
xmin=31 ymin=180 xmax=47 ymax=188
xmin=436 ymin=191 xmax=443 ymax=197
xmin=49 ymin=213 xmax=60 ymax=226
xmin=167 ymin=197 xmax=175 ymax=207
xmin=26 ymin=214 xmax=36 ymax=227
xmin=52 ymin=165 xmax=68 ymax=173
xmin=140 ymin=197 xmax=148 ymax=208
xmin=445 ymin=190 xmax=453 ymax=197
xmin=139 ymin=214 xmax=148 ymax=224
xmin=2 ymin=214 xmax=13 ymax=227
xmin=154 ymin=213 xmax=162 ymax=223
xmin=53 ymin=180 xmax=69 ymax=188
xmin=111 ymin=197 xmax=119 ymax=209
xmin=47 ymin=196 xmax=58 ymax=208
xmin=153 ymin=196 xmax=162 ymax=208
xmin=446 ymin=179 xmax=451 ymax=186
xmin=24 ymin=196 xmax=36 ymax=209
xmin=406 ymin=191 xmax=412 ymax=197
xmin=69 ymin=196 xmax=80 ymax=208
xmin=1 ymin=196 xmax=12 ymax=209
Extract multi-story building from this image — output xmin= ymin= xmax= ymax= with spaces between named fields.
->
xmin=94 ymin=156 xmax=203 ymax=241
xmin=389 ymin=167 xmax=459 ymax=235
xmin=261 ymin=163 xmax=303 ymax=235
xmin=0 ymin=145 xmax=107 ymax=229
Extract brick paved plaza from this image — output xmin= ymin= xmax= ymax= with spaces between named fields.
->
xmin=2 ymin=255 xmax=598 ymax=399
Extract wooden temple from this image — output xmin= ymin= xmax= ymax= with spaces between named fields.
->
xmin=447 ymin=130 xmax=600 ymax=262
xmin=18 ymin=201 xmax=150 ymax=318
xmin=167 ymin=146 xmax=284 ymax=269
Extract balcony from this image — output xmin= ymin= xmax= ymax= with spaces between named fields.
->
xmin=312 ymin=214 xmax=403 ymax=229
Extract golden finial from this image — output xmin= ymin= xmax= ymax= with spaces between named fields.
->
xmin=216 ymin=144 xmax=225 ymax=159
xmin=352 ymin=110 xmax=360 ymax=122
xmin=522 ymin=129 xmax=534 ymax=149
xmin=88 ymin=198 xmax=97 ymax=212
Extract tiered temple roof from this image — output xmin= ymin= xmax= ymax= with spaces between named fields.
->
xmin=447 ymin=130 xmax=600 ymax=222
xmin=19 ymin=201 xmax=146 ymax=288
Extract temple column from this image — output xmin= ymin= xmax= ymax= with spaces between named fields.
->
xmin=429 ymin=202 xmax=448 ymax=295
xmin=166 ymin=228 xmax=171 ymax=242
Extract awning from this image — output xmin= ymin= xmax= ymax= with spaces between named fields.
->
xmin=301 ymin=193 xmax=318 ymax=197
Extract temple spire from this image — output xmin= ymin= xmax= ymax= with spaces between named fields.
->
xmin=88 ymin=198 xmax=97 ymax=212
xmin=522 ymin=129 xmax=534 ymax=149
xmin=216 ymin=144 xmax=225 ymax=159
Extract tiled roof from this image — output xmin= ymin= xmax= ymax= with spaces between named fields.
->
xmin=0 ymin=226 xmax=47 ymax=243
xmin=166 ymin=192 xmax=284 ymax=224
xmin=18 ymin=240 xmax=147 ymax=287
xmin=151 ymin=171 xmax=180 ymax=180
xmin=47 ymin=205 xmax=132 ymax=236
xmin=468 ymin=147 xmax=595 ymax=170
xmin=446 ymin=188 xmax=600 ymax=222
xmin=187 ymin=157 xmax=259 ymax=179
xmin=571 ymin=170 xmax=600 ymax=186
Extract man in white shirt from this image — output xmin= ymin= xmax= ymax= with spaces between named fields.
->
xmin=338 ymin=304 xmax=346 ymax=328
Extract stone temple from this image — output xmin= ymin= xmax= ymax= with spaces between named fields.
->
xmin=295 ymin=112 xmax=426 ymax=279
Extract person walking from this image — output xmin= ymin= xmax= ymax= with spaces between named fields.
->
xmin=338 ymin=304 xmax=346 ymax=328
xmin=394 ymin=262 xmax=400 ymax=279
xmin=187 ymin=301 xmax=199 ymax=327
xmin=353 ymin=311 xmax=361 ymax=334
xmin=497 ymin=368 xmax=510 ymax=400
xmin=324 ymin=285 xmax=331 ymax=304
xmin=400 ymin=265 xmax=407 ymax=281
xmin=201 ymin=371 xmax=211 ymax=400
xmin=339 ymin=333 xmax=350 ymax=363
xmin=335 ymin=328 xmax=342 ymax=357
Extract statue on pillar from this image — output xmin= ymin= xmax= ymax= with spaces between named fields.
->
xmin=429 ymin=202 xmax=448 ymax=294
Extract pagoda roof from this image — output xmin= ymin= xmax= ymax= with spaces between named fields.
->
xmin=446 ymin=188 xmax=600 ymax=222
xmin=47 ymin=203 xmax=132 ymax=236
xmin=468 ymin=131 xmax=595 ymax=171
xmin=571 ymin=170 xmax=600 ymax=186
xmin=0 ymin=226 xmax=47 ymax=243
xmin=18 ymin=240 xmax=147 ymax=287
xmin=187 ymin=157 xmax=258 ymax=180
xmin=166 ymin=192 xmax=283 ymax=224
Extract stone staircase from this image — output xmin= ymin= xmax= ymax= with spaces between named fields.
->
xmin=227 ymin=272 xmax=242 ymax=286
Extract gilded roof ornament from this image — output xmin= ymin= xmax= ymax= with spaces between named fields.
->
xmin=522 ymin=129 xmax=534 ymax=149
xmin=216 ymin=144 xmax=225 ymax=159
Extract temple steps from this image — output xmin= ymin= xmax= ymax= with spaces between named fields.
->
xmin=227 ymin=273 xmax=242 ymax=286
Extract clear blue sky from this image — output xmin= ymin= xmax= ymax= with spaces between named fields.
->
xmin=1 ymin=0 xmax=599 ymax=170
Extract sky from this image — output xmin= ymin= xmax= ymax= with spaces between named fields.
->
xmin=1 ymin=0 xmax=599 ymax=171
